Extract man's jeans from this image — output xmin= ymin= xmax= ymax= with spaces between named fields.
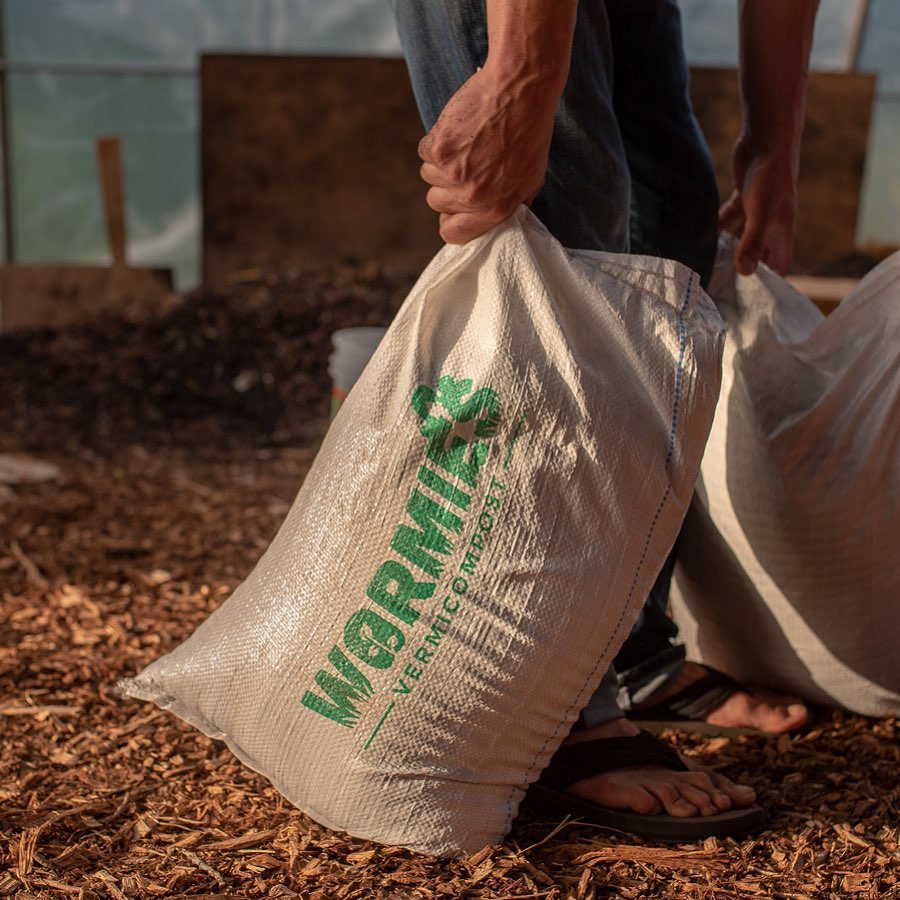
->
xmin=391 ymin=0 xmax=719 ymax=725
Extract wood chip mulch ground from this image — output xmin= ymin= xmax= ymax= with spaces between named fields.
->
xmin=1 ymin=264 xmax=898 ymax=899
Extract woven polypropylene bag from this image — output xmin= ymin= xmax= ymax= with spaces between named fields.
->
xmin=671 ymin=239 xmax=900 ymax=717
xmin=119 ymin=208 xmax=724 ymax=857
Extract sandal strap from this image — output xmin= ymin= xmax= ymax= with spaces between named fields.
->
xmin=654 ymin=671 xmax=741 ymax=721
xmin=539 ymin=730 xmax=688 ymax=791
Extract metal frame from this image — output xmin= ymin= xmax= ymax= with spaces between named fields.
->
xmin=845 ymin=0 xmax=873 ymax=72
xmin=0 ymin=60 xmax=196 ymax=77
xmin=0 ymin=0 xmax=12 ymax=263
xmin=0 ymin=49 xmax=197 ymax=263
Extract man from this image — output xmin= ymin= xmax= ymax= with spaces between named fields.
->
xmin=391 ymin=0 xmax=818 ymax=837
xmin=599 ymin=0 xmax=812 ymax=738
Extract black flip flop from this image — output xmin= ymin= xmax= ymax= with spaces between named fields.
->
xmin=628 ymin=669 xmax=755 ymax=736
xmin=628 ymin=668 xmax=813 ymax=737
xmin=524 ymin=730 xmax=767 ymax=843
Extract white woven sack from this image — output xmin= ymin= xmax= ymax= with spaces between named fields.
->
xmin=120 ymin=208 xmax=724 ymax=857
xmin=672 ymin=239 xmax=900 ymax=717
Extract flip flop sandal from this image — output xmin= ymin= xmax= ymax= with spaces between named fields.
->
xmin=628 ymin=669 xmax=758 ymax=736
xmin=524 ymin=730 xmax=767 ymax=843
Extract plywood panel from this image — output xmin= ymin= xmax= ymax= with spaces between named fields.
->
xmin=0 ymin=264 xmax=172 ymax=331
xmin=201 ymin=56 xmax=875 ymax=282
xmin=201 ymin=54 xmax=441 ymax=286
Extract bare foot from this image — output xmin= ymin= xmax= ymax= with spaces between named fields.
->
xmin=640 ymin=662 xmax=809 ymax=734
xmin=563 ymin=717 xmax=757 ymax=818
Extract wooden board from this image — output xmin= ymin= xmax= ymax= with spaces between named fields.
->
xmin=201 ymin=54 xmax=442 ymax=287
xmin=786 ymin=274 xmax=860 ymax=315
xmin=0 ymin=137 xmax=174 ymax=333
xmin=0 ymin=264 xmax=172 ymax=331
xmin=201 ymin=57 xmax=875 ymax=281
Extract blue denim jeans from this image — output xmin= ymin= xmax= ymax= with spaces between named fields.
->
xmin=391 ymin=0 xmax=631 ymax=253
xmin=391 ymin=0 xmax=719 ymax=724
xmin=606 ymin=0 xmax=719 ymax=287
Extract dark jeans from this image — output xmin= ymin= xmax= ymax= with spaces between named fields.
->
xmin=605 ymin=0 xmax=719 ymax=710
xmin=391 ymin=0 xmax=719 ymax=721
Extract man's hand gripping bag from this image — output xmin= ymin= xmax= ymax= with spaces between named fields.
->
xmin=119 ymin=209 xmax=724 ymax=857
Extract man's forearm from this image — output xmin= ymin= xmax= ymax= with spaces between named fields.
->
xmin=416 ymin=0 xmax=578 ymax=244
xmin=483 ymin=0 xmax=578 ymax=102
xmin=737 ymin=0 xmax=820 ymax=167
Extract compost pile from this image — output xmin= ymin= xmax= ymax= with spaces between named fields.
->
xmin=1 ymin=263 xmax=898 ymax=899
xmin=0 ymin=262 xmax=415 ymax=455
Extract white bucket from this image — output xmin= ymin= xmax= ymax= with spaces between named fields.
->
xmin=328 ymin=327 xmax=387 ymax=418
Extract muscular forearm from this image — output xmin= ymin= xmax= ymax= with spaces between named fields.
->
xmin=719 ymin=0 xmax=820 ymax=274
xmin=483 ymin=0 xmax=577 ymax=103
xmin=737 ymin=0 xmax=819 ymax=171
xmin=417 ymin=0 xmax=578 ymax=244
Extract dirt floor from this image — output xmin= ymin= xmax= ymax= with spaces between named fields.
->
xmin=1 ymin=264 xmax=898 ymax=899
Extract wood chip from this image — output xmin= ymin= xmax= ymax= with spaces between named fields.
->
xmin=202 ymin=828 xmax=280 ymax=851
xmin=1 ymin=260 xmax=897 ymax=898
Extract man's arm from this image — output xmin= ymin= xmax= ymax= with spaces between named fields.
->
xmin=719 ymin=0 xmax=820 ymax=275
xmin=418 ymin=0 xmax=578 ymax=244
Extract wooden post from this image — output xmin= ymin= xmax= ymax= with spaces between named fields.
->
xmin=95 ymin=135 xmax=127 ymax=267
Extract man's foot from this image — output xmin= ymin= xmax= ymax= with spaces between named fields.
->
xmin=561 ymin=716 xmax=757 ymax=819
xmin=632 ymin=662 xmax=809 ymax=735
